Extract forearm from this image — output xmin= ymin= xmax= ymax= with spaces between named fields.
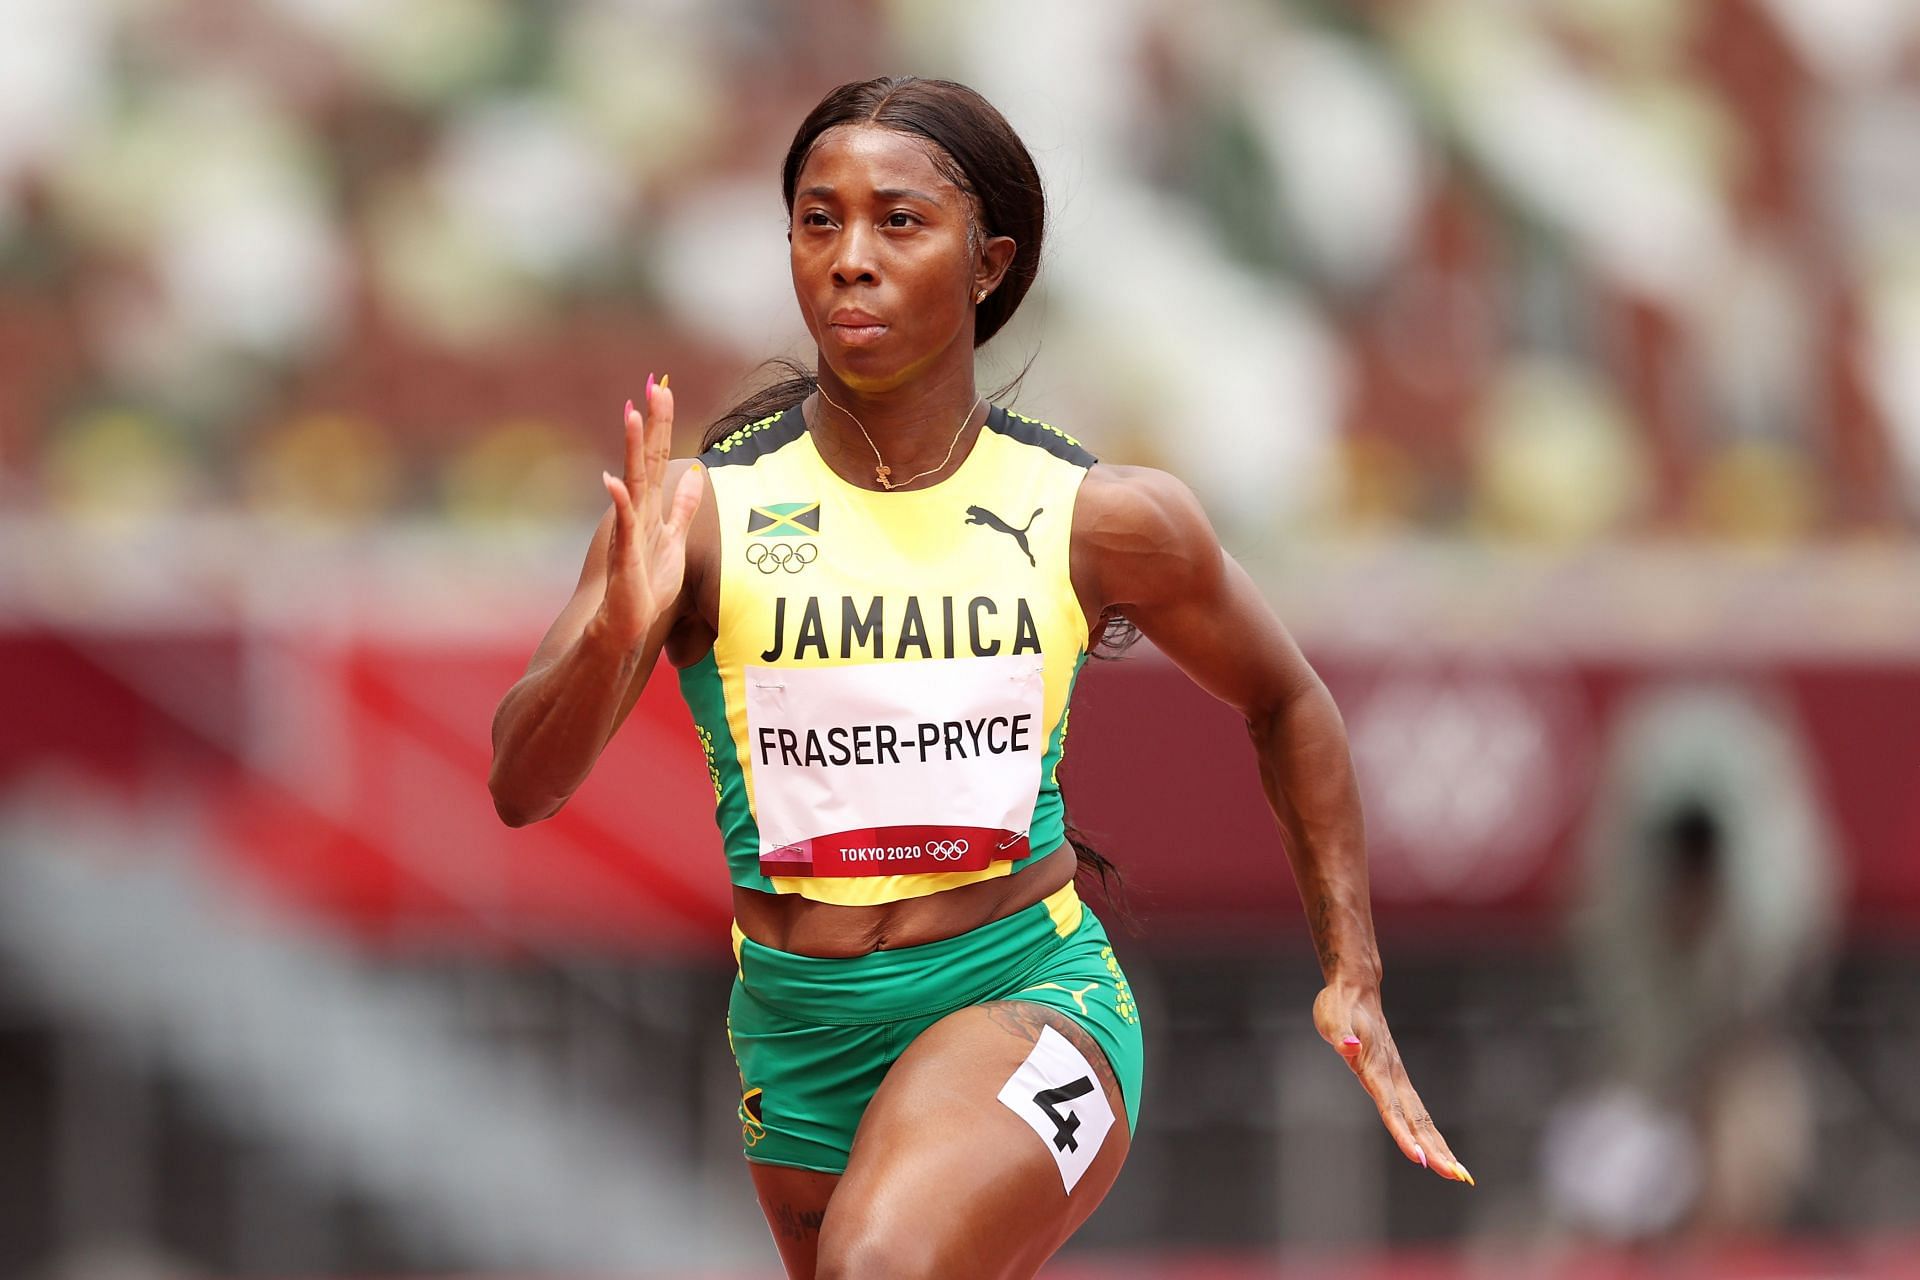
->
xmin=1248 ymin=678 xmax=1382 ymax=986
xmin=488 ymin=617 xmax=649 ymax=826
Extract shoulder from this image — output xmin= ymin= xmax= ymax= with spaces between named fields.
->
xmin=1073 ymin=463 xmax=1224 ymax=610
xmin=1076 ymin=463 xmax=1216 ymax=551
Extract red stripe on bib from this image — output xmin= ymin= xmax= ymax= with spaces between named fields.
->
xmin=760 ymin=826 xmax=1030 ymax=877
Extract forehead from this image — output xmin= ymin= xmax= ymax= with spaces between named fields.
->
xmin=794 ymin=124 xmax=966 ymax=202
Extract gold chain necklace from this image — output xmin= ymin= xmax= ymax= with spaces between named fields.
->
xmin=814 ymin=384 xmax=985 ymax=490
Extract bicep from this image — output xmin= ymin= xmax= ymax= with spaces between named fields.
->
xmin=1127 ymin=552 xmax=1320 ymax=720
xmin=1084 ymin=468 xmax=1317 ymax=720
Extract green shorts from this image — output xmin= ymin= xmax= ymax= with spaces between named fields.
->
xmin=725 ymin=882 xmax=1144 ymax=1174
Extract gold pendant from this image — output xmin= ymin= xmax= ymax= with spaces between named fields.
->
xmin=875 ymin=464 xmax=892 ymax=489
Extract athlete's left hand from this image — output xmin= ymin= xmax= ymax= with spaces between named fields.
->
xmin=1315 ymin=977 xmax=1474 ymax=1185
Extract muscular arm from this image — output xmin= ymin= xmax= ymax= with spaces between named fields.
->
xmin=486 ymin=490 xmax=686 ymax=826
xmin=1072 ymin=464 xmax=1468 ymax=1183
xmin=1073 ymin=465 xmax=1376 ymax=980
xmin=489 ymin=383 xmax=712 ymax=826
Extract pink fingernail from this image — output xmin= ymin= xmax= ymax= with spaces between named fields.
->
xmin=645 ymin=373 xmax=656 ymax=400
xmin=625 ymin=399 xmax=635 ymax=418
xmin=1414 ymin=1145 xmax=1428 ymax=1169
xmin=1342 ymin=1035 xmax=1361 ymax=1047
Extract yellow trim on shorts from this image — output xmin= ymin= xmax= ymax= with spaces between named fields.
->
xmin=1043 ymin=880 xmax=1083 ymax=937
xmin=730 ymin=920 xmax=746 ymax=973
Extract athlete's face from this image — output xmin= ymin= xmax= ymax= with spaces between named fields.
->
xmin=789 ymin=125 xmax=1012 ymax=392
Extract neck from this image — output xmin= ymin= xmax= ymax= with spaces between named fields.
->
xmin=810 ymin=359 xmax=984 ymax=490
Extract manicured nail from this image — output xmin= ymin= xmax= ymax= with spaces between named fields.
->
xmin=1454 ymin=1161 xmax=1475 ymax=1186
xmin=645 ymin=373 xmax=656 ymax=400
xmin=625 ymin=399 xmax=635 ymax=419
xmin=658 ymin=373 xmax=669 ymax=389
xmin=1341 ymin=1035 xmax=1361 ymax=1048
xmin=1413 ymin=1145 xmax=1428 ymax=1169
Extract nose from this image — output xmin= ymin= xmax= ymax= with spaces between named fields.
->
xmin=830 ymin=222 xmax=880 ymax=287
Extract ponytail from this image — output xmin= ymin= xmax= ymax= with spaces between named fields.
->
xmin=700 ymin=358 xmax=817 ymax=452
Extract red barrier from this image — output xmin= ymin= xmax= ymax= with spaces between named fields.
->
xmin=5 ymin=629 xmax=1914 ymax=950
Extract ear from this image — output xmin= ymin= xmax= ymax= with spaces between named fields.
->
xmin=973 ymin=234 xmax=1017 ymax=304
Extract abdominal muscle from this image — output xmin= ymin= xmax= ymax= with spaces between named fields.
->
xmin=731 ymin=840 xmax=1076 ymax=957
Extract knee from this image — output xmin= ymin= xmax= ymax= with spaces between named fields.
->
xmin=815 ymin=1230 xmax=943 ymax=1280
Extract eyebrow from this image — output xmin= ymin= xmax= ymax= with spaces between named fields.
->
xmin=797 ymin=185 xmax=943 ymax=204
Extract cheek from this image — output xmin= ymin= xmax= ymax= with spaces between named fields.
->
xmin=790 ymin=241 xmax=830 ymax=316
xmin=789 ymin=235 xmax=821 ymax=285
xmin=904 ymin=249 xmax=974 ymax=313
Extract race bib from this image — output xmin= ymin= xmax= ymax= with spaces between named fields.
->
xmin=997 ymin=1025 xmax=1115 ymax=1193
xmin=744 ymin=655 xmax=1045 ymax=876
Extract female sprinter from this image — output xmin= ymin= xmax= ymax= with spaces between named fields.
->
xmin=489 ymin=76 xmax=1469 ymax=1279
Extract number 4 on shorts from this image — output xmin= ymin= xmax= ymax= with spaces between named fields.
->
xmin=996 ymin=1026 xmax=1116 ymax=1193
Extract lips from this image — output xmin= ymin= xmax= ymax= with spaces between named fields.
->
xmin=828 ymin=307 xmax=889 ymax=347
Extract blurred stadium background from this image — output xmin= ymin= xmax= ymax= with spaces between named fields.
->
xmin=4 ymin=0 xmax=1920 ymax=1275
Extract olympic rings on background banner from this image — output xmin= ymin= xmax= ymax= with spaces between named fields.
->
xmin=925 ymin=839 xmax=970 ymax=861
xmin=745 ymin=541 xmax=819 ymax=574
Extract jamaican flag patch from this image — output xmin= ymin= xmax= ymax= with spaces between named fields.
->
xmin=747 ymin=502 xmax=820 ymax=536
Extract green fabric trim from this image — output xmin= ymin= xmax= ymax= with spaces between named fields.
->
xmin=1023 ymin=649 xmax=1086 ymax=863
xmin=676 ymin=651 xmax=772 ymax=890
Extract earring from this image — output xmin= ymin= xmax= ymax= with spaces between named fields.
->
xmin=976 ymin=289 xmax=988 ymax=303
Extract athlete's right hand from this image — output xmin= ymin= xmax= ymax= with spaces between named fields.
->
xmin=596 ymin=376 xmax=704 ymax=649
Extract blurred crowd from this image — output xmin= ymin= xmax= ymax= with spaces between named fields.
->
xmin=3 ymin=0 xmax=1919 ymax=544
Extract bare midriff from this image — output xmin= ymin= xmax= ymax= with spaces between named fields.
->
xmin=731 ymin=840 xmax=1076 ymax=957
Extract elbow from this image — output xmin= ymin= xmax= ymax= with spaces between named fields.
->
xmin=1243 ymin=704 xmax=1280 ymax=747
xmin=492 ymin=797 xmax=536 ymax=828
xmin=489 ymin=783 xmax=533 ymax=828
xmin=492 ymin=793 xmax=561 ymax=829
xmin=1242 ymin=688 xmax=1299 ymax=742
xmin=1242 ymin=671 xmax=1341 ymax=743
xmin=488 ymin=769 xmax=561 ymax=829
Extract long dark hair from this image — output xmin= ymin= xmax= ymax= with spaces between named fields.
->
xmin=706 ymin=76 xmax=1133 ymax=913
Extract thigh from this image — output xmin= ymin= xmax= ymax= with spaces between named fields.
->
xmin=750 ymin=1162 xmax=839 ymax=1280
xmin=816 ymin=1001 xmax=1132 ymax=1280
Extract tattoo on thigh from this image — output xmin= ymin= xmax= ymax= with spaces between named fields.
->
xmin=984 ymin=999 xmax=1053 ymax=1045
xmin=771 ymin=1203 xmax=825 ymax=1242
xmin=984 ymin=1001 xmax=1120 ymax=1102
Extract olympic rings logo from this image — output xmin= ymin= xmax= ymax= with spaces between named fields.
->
xmin=745 ymin=541 xmax=819 ymax=574
xmin=925 ymin=839 xmax=970 ymax=862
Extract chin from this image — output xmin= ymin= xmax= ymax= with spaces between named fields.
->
xmin=821 ymin=345 xmax=915 ymax=393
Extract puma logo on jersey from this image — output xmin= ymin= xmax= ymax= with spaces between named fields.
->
xmin=1024 ymin=981 xmax=1101 ymax=1017
xmin=966 ymin=505 xmax=1043 ymax=566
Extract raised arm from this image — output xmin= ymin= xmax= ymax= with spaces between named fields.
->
xmin=1072 ymin=464 xmax=1472 ymax=1186
xmin=488 ymin=379 xmax=707 ymax=826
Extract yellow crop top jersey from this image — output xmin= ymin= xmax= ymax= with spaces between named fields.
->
xmin=676 ymin=402 xmax=1095 ymax=906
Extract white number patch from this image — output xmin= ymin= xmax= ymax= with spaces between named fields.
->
xmin=996 ymin=1025 xmax=1115 ymax=1193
